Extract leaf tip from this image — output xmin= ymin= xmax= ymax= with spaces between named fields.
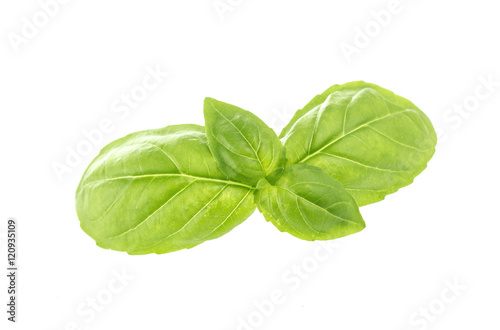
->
xmin=203 ymin=96 xmax=222 ymax=109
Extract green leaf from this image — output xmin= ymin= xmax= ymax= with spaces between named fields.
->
xmin=75 ymin=124 xmax=256 ymax=255
xmin=279 ymin=81 xmax=422 ymax=138
xmin=281 ymin=82 xmax=437 ymax=206
xmin=254 ymin=164 xmax=365 ymax=241
xmin=204 ymin=97 xmax=286 ymax=186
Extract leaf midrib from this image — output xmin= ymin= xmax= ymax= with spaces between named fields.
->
xmin=82 ymin=173 xmax=254 ymax=190
xmin=275 ymin=185 xmax=362 ymax=227
xmin=139 ymin=189 xmax=253 ymax=251
xmin=299 ymin=109 xmax=412 ymax=163
xmin=210 ymin=104 xmax=267 ymax=173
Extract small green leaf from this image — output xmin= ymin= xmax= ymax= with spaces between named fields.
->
xmin=75 ymin=124 xmax=256 ymax=255
xmin=281 ymin=81 xmax=437 ymax=206
xmin=204 ymin=97 xmax=286 ymax=186
xmin=254 ymin=164 xmax=365 ymax=241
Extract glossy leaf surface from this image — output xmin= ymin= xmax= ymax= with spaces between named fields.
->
xmin=281 ymin=82 xmax=437 ymax=206
xmin=255 ymin=164 xmax=365 ymax=241
xmin=204 ymin=97 xmax=286 ymax=186
xmin=76 ymin=125 xmax=256 ymax=255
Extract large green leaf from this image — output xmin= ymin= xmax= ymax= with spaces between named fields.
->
xmin=279 ymin=81 xmax=421 ymax=139
xmin=281 ymin=82 xmax=437 ymax=206
xmin=204 ymin=97 xmax=286 ymax=186
xmin=75 ymin=124 xmax=256 ymax=255
xmin=254 ymin=164 xmax=365 ymax=241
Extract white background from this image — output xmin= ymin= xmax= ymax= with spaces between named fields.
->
xmin=1 ymin=0 xmax=499 ymax=329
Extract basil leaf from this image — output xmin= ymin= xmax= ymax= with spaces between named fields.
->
xmin=204 ymin=97 xmax=286 ymax=186
xmin=75 ymin=124 xmax=256 ymax=255
xmin=279 ymin=81 xmax=421 ymax=138
xmin=281 ymin=82 xmax=437 ymax=206
xmin=254 ymin=164 xmax=365 ymax=241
